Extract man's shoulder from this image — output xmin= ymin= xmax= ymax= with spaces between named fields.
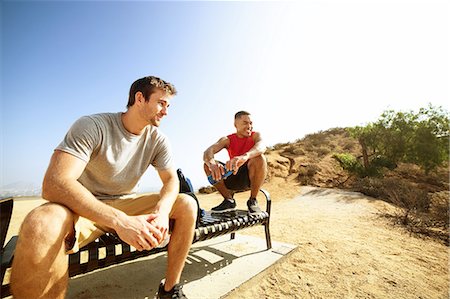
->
xmin=251 ymin=131 xmax=262 ymax=141
xmin=75 ymin=112 xmax=118 ymax=124
xmin=67 ymin=113 xmax=121 ymax=138
xmin=83 ymin=112 xmax=119 ymax=121
xmin=83 ymin=112 xmax=122 ymax=128
xmin=213 ymin=136 xmax=230 ymax=148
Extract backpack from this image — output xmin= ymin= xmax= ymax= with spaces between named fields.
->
xmin=176 ymin=168 xmax=204 ymax=227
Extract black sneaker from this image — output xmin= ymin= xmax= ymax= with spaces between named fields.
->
xmin=211 ymin=198 xmax=236 ymax=213
xmin=247 ymin=198 xmax=262 ymax=215
xmin=157 ymin=281 xmax=187 ymax=299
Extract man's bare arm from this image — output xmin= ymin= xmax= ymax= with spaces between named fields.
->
xmin=203 ymin=137 xmax=230 ymax=181
xmin=42 ymin=150 xmax=128 ymax=228
xmin=246 ymin=131 xmax=266 ymax=158
xmin=42 ymin=150 xmax=162 ymax=250
xmin=146 ymin=167 xmax=180 ymax=241
xmin=203 ymin=137 xmax=229 ymax=166
xmin=155 ymin=167 xmax=179 ymax=216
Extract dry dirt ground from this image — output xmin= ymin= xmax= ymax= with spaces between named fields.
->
xmin=197 ymin=181 xmax=448 ymax=299
xmin=5 ymin=182 xmax=449 ymax=299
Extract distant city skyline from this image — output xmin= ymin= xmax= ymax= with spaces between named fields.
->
xmin=2 ymin=1 xmax=448 ymax=193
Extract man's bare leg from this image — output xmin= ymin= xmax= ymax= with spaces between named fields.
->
xmin=11 ymin=203 xmax=74 ymax=299
xmin=248 ymin=155 xmax=267 ymax=198
xmin=163 ymin=194 xmax=197 ymax=290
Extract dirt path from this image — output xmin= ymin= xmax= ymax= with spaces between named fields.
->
xmin=199 ymin=186 xmax=449 ymax=299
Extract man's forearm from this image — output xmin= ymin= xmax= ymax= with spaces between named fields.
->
xmin=42 ymin=177 xmax=127 ymax=230
xmin=244 ymin=142 xmax=266 ymax=160
xmin=203 ymin=149 xmax=217 ymax=166
xmin=155 ymin=176 xmax=179 ymax=216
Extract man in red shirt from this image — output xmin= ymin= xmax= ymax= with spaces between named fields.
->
xmin=203 ymin=111 xmax=267 ymax=214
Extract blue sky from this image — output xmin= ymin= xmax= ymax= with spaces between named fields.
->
xmin=1 ymin=0 xmax=449 ymax=193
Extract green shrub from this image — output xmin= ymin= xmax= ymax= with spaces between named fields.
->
xmin=349 ymin=104 xmax=449 ymax=175
xmin=332 ymin=153 xmax=363 ymax=175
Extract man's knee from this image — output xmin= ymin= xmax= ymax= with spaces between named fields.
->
xmin=248 ymin=154 xmax=267 ymax=170
xmin=19 ymin=202 xmax=74 ymax=243
xmin=11 ymin=203 xmax=73 ymax=298
xmin=175 ymin=193 xmax=198 ymax=220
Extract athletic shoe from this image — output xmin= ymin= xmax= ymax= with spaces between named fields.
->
xmin=157 ymin=281 xmax=187 ymax=299
xmin=211 ymin=198 xmax=236 ymax=213
xmin=247 ymin=198 xmax=262 ymax=215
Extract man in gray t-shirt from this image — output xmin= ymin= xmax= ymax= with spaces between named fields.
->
xmin=11 ymin=76 xmax=197 ymax=299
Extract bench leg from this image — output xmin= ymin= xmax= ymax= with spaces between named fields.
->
xmin=230 ymin=232 xmax=235 ymax=240
xmin=264 ymin=222 xmax=272 ymax=249
xmin=259 ymin=189 xmax=272 ymax=250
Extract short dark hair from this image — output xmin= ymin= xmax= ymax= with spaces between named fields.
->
xmin=127 ymin=76 xmax=177 ymax=108
xmin=234 ymin=111 xmax=251 ymax=119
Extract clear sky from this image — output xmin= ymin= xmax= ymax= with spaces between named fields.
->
xmin=1 ymin=0 xmax=448 ymax=193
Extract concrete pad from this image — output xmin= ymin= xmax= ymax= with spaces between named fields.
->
xmin=67 ymin=234 xmax=296 ymax=299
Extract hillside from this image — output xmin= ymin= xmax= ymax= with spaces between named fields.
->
xmin=265 ymin=127 xmax=449 ymax=244
xmin=266 ymin=127 xmax=448 ymax=190
xmin=266 ymin=128 xmax=360 ymax=188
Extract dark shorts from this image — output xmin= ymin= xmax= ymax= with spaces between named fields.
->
xmin=223 ymin=162 xmax=250 ymax=191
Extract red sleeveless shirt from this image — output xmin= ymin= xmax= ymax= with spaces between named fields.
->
xmin=226 ymin=132 xmax=255 ymax=159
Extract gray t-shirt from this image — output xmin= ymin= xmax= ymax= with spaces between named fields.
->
xmin=56 ymin=112 xmax=173 ymax=199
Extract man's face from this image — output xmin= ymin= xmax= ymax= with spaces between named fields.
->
xmin=141 ymin=88 xmax=171 ymax=127
xmin=234 ymin=115 xmax=253 ymax=137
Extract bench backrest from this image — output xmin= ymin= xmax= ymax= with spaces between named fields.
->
xmin=0 ymin=198 xmax=13 ymax=249
xmin=177 ymin=168 xmax=202 ymax=227
xmin=177 ymin=168 xmax=194 ymax=193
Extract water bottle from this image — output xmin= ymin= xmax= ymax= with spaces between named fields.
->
xmin=207 ymin=169 xmax=233 ymax=185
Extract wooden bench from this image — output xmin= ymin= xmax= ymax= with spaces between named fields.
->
xmin=0 ymin=170 xmax=271 ymax=298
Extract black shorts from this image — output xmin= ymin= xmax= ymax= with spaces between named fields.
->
xmin=223 ymin=162 xmax=250 ymax=191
